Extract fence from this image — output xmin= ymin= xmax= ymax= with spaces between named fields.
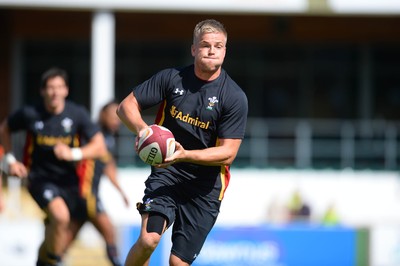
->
xmin=9 ymin=117 xmax=399 ymax=170
xmin=117 ymin=118 xmax=400 ymax=170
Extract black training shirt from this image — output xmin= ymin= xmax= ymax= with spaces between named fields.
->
xmin=133 ymin=65 xmax=248 ymax=184
xmin=7 ymin=101 xmax=100 ymax=186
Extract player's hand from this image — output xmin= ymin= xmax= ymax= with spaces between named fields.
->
xmin=8 ymin=161 xmax=28 ymax=178
xmin=155 ymin=141 xmax=184 ymax=168
xmin=54 ymin=142 xmax=74 ymax=161
xmin=135 ymin=126 xmax=149 ymax=152
xmin=120 ymin=191 xmax=130 ymax=207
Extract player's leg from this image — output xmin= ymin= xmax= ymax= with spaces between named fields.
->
xmin=38 ymin=196 xmax=71 ymax=266
xmin=37 ymin=216 xmax=82 ymax=265
xmin=126 ymin=173 xmax=177 ymax=265
xmin=64 ymin=219 xmax=85 ymax=253
xmin=91 ymin=212 xmax=122 ymax=266
xmin=29 ymin=183 xmax=70 ymax=266
xmin=124 ymin=212 xmax=166 ymax=266
xmin=169 ymin=197 xmax=220 ymax=266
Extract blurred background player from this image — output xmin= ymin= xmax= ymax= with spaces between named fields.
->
xmin=65 ymin=101 xmax=129 ymax=266
xmin=0 ymin=67 xmax=107 ymax=266
xmin=98 ymin=101 xmax=129 ymax=207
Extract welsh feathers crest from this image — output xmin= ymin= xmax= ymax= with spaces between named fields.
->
xmin=207 ymin=96 xmax=219 ymax=110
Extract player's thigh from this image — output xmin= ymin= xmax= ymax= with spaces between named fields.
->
xmin=171 ymin=202 xmax=219 ymax=264
xmin=29 ymin=182 xmax=64 ymax=210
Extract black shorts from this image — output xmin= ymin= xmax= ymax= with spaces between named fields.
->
xmin=28 ymin=181 xmax=104 ymax=221
xmin=138 ymin=170 xmax=222 ymax=264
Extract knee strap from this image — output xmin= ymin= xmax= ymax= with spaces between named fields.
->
xmin=146 ymin=213 xmax=166 ymax=235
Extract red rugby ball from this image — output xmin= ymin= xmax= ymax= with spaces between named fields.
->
xmin=137 ymin=125 xmax=176 ymax=166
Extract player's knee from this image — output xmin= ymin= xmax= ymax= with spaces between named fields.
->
xmin=138 ymin=233 xmax=162 ymax=251
xmin=51 ymin=212 xmax=70 ymax=226
xmin=47 ymin=211 xmax=70 ymax=229
xmin=138 ymin=213 xmax=166 ymax=250
xmin=47 ymin=198 xmax=70 ymax=226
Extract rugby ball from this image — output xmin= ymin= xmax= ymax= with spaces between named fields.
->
xmin=137 ymin=125 xmax=176 ymax=166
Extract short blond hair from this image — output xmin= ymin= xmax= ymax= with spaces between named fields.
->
xmin=193 ymin=19 xmax=227 ymax=44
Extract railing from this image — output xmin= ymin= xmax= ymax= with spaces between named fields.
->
xmin=10 ymin=117 xmax=399 ymax=170
xmin=245 ymin=118 xmax=399 ymax=169
xmin=117 ymin=118 xmax=400 ymax=170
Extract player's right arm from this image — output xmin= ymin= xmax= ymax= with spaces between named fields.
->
xmin=117 ymin=92 xmax=148 ymax=137
xmin=0 ymin=118 xmax=28 ymax=178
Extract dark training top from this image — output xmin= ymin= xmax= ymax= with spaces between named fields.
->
xmin=7 ymin=101 xmax=100 ymax=187
xmin=133 ymin=64 xmax=248 ymax=199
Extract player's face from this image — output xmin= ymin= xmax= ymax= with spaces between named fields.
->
xmin=191 ymin=32 xmax=226 ymax=80
xmin=41 ymin=76 xmax=69 ymax=113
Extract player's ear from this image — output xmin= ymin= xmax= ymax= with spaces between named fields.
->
xmin=191 ymin=44 xmax=196 ymax=57
xmin=39 ymin=86 xmax=46 ymax=97
xmin=60 ymin=84 xmax=69 ymax=99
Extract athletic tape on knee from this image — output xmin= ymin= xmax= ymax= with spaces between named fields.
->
xmin=146 ymin=213 xmax=166 ymax=235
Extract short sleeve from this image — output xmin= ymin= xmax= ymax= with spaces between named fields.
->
xmin=132 ymin=69 xmax=173 ymax=110
xmin=218 ymin=89 xmax=248 ymax=139
xmin=7 ymin=106 xmax=35 ymax=132
xmin=76 ymin=105 xmax=100 ymax=140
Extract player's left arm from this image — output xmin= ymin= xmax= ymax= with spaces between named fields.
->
xmin=163 ymin=138 xmax=242 ymax=166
